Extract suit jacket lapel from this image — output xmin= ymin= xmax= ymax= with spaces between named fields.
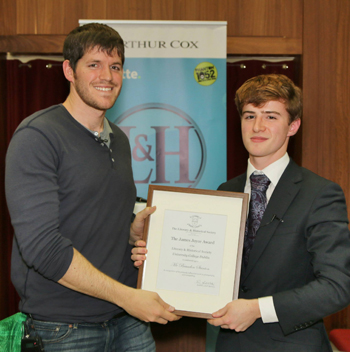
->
xmin=235 ymin=173 xmax=246 ymax=192
xmin=242 ymin=160 xmax=302 ymax=280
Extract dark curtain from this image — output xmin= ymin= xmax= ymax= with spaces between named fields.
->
xmin=1 ymin=58 xmax=69 ymax=319
xmin=226 ymin=57 xmax=301 ymax=180
xmin=6 ymin=59 xmax=70 ymax=142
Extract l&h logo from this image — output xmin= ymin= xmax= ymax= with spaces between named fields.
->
xmin=115 ymin=103 xmax=207 ymax=196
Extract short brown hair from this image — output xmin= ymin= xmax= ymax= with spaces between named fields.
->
xmin=63 ymin=23 xmax=125 ymax=72
xmin=235 ymin=74 xmax=302 ymax=123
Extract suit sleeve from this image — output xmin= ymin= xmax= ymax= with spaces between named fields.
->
xmin=273 ymin=181 xmax=350 ymax=335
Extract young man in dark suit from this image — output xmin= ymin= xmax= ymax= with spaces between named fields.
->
xmin=207 ymin=74 xmax=350 ymax=351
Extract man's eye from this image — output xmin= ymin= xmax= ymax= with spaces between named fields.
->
xmin=267 ymin=115 xmax=276 ymax=120
xmin=111 ymin=65 xmax=121 ymax=71
xmin=245 ymin=115 xmax=255 ymax=119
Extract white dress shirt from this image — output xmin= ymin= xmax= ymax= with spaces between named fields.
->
xmin=244 ymin=153 xmax=290 ymax=323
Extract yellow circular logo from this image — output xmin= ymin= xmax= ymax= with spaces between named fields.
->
xmin=194 ymin=62 xmax=218 ymax=86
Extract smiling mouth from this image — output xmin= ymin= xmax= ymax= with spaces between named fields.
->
xmin=95 ymin=87 xmax=113 ymax=92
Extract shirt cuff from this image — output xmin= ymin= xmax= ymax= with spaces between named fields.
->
xmin=258 ymin=296 xmax=279 ymax=323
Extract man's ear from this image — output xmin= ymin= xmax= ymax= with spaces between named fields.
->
xmin=287 ymin=118 xmax=301 ymax=137
xmin=62 ymin=60 xmax=74 ymax=83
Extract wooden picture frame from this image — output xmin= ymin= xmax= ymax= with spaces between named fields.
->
xmin=137 ymin=185 xmax=248 ymax=319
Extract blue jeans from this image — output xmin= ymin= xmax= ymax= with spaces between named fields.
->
xmin=26 ymin=314 xmax=155 ymax=352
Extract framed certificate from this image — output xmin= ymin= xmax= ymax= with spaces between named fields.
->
xmin=137 ymin=185 xmax=248 ymax=319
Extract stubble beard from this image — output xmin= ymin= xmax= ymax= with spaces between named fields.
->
xmin=74 ymin=76 xmax=119 ymax=112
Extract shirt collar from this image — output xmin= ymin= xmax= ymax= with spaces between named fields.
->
xmin=100 ymin=118 xmax=113 ymax=140
xmin=82 ymin=117 xmax=113 ymax=139
xmin=246 ymin=153 xmax=290 ymax=187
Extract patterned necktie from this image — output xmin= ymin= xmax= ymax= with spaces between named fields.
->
xmin=243 ymin=173 xmax=271 ymax=266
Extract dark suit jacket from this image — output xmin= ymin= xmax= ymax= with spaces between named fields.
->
xmin=216 ymin=160 xmax=350 ymax=352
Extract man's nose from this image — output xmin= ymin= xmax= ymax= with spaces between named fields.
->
xmin=100 ymin=66 xmax=113 ymax=81
xmin=253 ymin=116 xmax=266 ymax=132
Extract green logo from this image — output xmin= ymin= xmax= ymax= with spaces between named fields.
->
xmin=194 ymin=62 xmax=218 ymax=86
